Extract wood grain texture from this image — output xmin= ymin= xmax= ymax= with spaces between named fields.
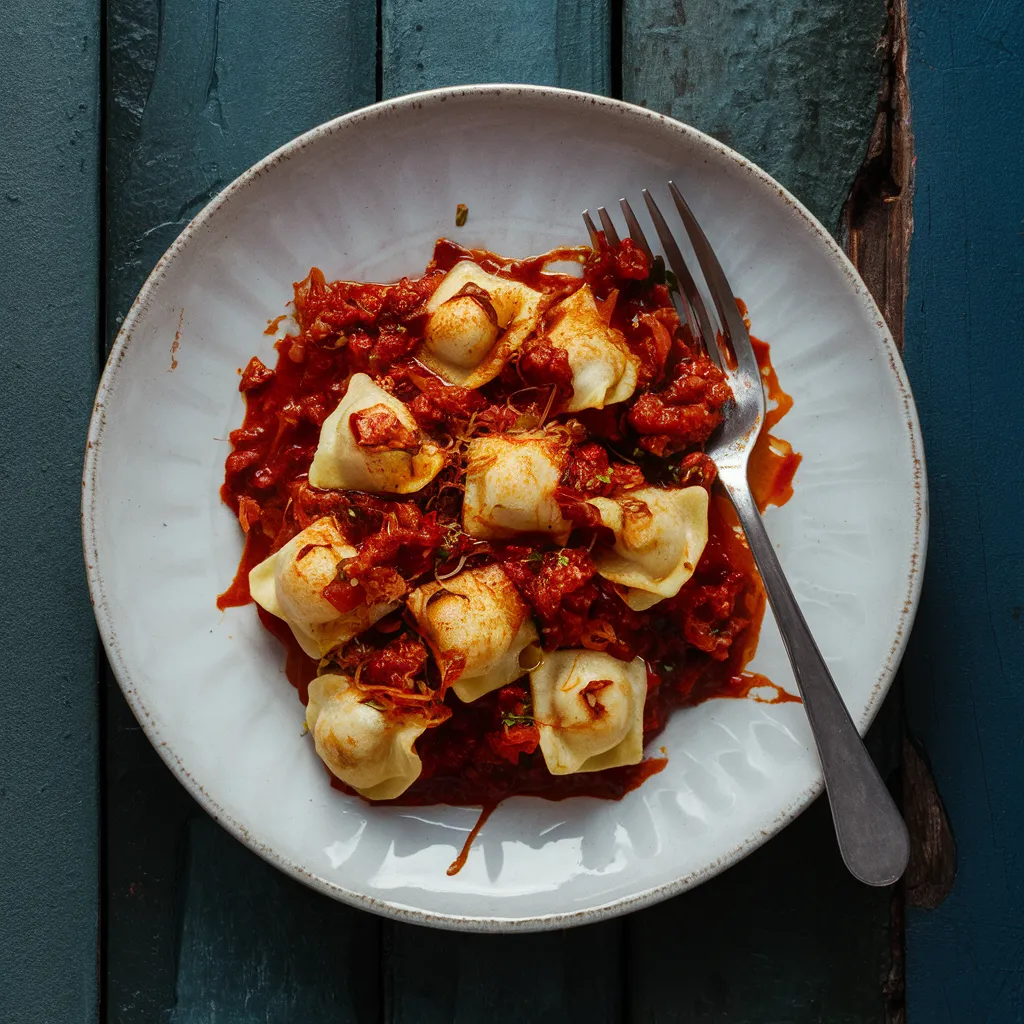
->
xmin=0 ymin=2 xmax=102 ymax=1022
xmin=104 ymin=1 xmax=377 ymax=1019
xmin=623 ymin=0 xmax=887 ymax=232
xmin=902 ymin=0 xmax=1024 ymax=1020
xmin=381 ymin=0 xmax=611 ymax=99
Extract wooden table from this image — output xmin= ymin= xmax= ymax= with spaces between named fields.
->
xmin=2 ymin=0 xmax=1020 ymax=1020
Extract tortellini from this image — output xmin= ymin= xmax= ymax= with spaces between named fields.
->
xmin=421 ymin=262 xmax=545 ymax=387
xmin=308 ymin=373 xmax=444 ymax=493
xmin=462 ymin=429 xmax=572 ymax=542
xmin=306 ymin=674 xmax=429 ymax=799
xmin=588 ymin=486 xmax=709 ymax=611
xmin=407 ymin=564 xmax=541 ymax=703
xmin=248 ymin=517 xmax=397 ymax=657
xmin=540 ymin=284 xmax=638 ymax=412
xmin=530 ymin=651 xmax=648 ymax=775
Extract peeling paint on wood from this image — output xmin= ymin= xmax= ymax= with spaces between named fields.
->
xmin=623 ymin=0 xmax=887 ymax=232
xmin=106 ymin=0 xmax=378 ymax=340
xmin=842 ymin=0 xmax=914 ymax=351
xmin=0 ymin=3 xmax=102 ymax=1022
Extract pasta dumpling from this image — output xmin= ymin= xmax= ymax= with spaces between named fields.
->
xmin=306 ymin=674 xmax=429 ymax=799
xmin=540 ymin=284 xmax=638 ymax=412
xmin=407 ymin=564 xmax=541 ymax=703
xmin=462 ymin=429 xmax=572 ymax=542
xmin=248 ymin=517 xmax=397 ymax=657
xmin=421 ymin=262 xmax=545 ymax=387
xmin=588 ymin=486 xmax=709 ymax=611
xmin=530 ymin=651 xmax=647 ymax=775
xmin=308 ymin=373 xmax=444 ymax=493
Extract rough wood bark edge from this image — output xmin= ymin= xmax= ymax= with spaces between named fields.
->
xmin=842 ymin=0 xmax=914 ymax=352
xmin=846 ymin=0 xmax=957 ymax=917
xmin=841 ymin=2 xmax=957 ymax=1021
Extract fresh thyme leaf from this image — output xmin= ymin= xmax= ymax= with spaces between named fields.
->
xmin=455 ymin=203 xmax=469 ymax=227
xmin=556 ymin=552 xmax=570 ymax=568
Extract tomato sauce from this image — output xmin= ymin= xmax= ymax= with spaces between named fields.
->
xmin=218 ymin=236 xmax=801 ymax=813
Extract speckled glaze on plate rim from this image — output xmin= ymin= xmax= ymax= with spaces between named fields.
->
xmin=82 ymin=84 xmax=927 ymax=932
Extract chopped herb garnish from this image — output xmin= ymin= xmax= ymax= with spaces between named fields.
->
xmin=527 ymin=550 xmax=544 ymax=570
xmin=665 ymin=269 xmax=680 ymax=293
xmin=556 ymin=553 xmax=570 ymax=568
xmin=594 ymin=471 xmax=612 ymax=484
xmin=501 ymin=711 xmax=533 ymax=729
xmin=436 ymin=546 xmax=450 ymax=561
xmin=347 ymin=508 xmax=357 ymax=518
xmin=455 ymin=203 xmax=469 ymax=227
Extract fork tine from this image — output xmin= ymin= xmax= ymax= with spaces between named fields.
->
xmin=596 ymin=207 xmax=621 ymax=246
xmin=667 ymin=181 xmax=758 ymax=379
xmin=582 ymin=209 xmax=601 ymax=249
xmin=618 ymin=198 xmax=653 ymax=261
xmin=640 ymin=189 xmax=721 ymax=367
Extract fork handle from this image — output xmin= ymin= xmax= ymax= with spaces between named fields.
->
xmin=720 ymin=475 xmax=910 ymax=886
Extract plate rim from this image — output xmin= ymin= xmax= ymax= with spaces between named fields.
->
xmin=82 ymin=83 xmax=928 ymax=932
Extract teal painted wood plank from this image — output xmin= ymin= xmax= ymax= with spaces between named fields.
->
xmin=902 ymin=0 xmax=1024 ymax=1020
xmin=384 ymin=922 xmax=624 ymax=1022
xmin=624 ymin=799 xmax=895 ymax=1023
xmin=0 ymin=2 xmax=102 ymax=1021
xmin=622 ymin=0 xmax=886 ymax=231
xmin=170 ymin=819 xmax=381 ymax=1023
xmin=107 ymin=0 xmax=378 ymax=337
xmin=621 ymin=3 xmax=903 ymax=1020
xmin=379 ymin=5 xmax=625 ymax=1019
xmin=381 ymin=0 xmax=611 ymax=99
xmin=104 ymin=0 xmax=378 ymax=1019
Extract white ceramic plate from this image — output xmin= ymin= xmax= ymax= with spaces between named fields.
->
xmin=83 ymin=85 xmax=926 ymax=931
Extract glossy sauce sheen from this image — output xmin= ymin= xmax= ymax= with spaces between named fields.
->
xmin=219 ymin=238 xmax=800 ymax=813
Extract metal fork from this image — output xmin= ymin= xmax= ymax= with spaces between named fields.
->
xmin=584 ymin=184 xmax=910 ymax=887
